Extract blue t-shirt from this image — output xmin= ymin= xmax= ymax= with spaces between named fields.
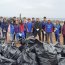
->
xmin=55 ymin=24 xmax=61 ymax=34
xmin=45 ymin=23 xmax=53 ymax=33
xmin=27 ymin=22 xmax=32 ymax=32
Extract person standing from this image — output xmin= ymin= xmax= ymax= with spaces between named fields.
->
xmin=26 ymin=18 xmax=33 ymax=38
xmin=42 ymin=17 xmax=47 ymax=42
xmin=1 ymin=18 xmax=8 ymax=38
xmin=23 ymin=17 xmax=27 ymax=38
xmin=34 ymin=18 xmax=42 ymax=41
xmin=19 ymin=20 xmax=25 ymax=38
xmin=7 ymin=20 xmax=14 ymax=41
xmin=32 ymin=17 xmax=36 ymax=35
xmin=54 ymin=20 xmax=61 ymax=44
xmin=45 ymin=20 xmax=54 ymax=44
xmin=14 ymin=19 xmax=20 ymax=41
xmin=62 ymin=21 xmax=65 ymax=45
xmin=0 ymin=17 xmax=3 ymax=38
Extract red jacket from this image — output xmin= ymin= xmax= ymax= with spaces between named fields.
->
xmin=62 ymin=24 xmax=65 ymax=36
xmin=20 ymin=24 xmax=24 ymax=32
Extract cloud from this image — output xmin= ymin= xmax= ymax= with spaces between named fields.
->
xmin=0 ymin=0 xmax=65 ymax=18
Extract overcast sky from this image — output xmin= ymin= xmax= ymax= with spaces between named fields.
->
xmin=0 ymin=0 xmax=65 ymax=18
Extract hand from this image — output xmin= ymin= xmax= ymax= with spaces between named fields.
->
xmin=36 ymin=29 xmax=39 ymax=31
xmin=42 ymin=29 xmax=44 ymax=31
xmin=54 ymin=30 xmax=56 ymax=32
xmin=44 ymin=31 xmax=46 ymax=34
xmin=59 ymin=34 xmax=61 ymax=36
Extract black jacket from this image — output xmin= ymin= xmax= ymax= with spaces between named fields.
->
xmin=34 ymin=21 xmax=42 ymax=30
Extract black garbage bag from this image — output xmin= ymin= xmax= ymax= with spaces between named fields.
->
xmin=17 ymin=50 xmax=38 ymax=65
xmin=54 ymin=44 xmax=63 ymax=54
xmin=0 ymin=45 xmax=3 ymax=55
xmin=32 ymin=40 xmax=58 ymax=65
xmin=43 ymin=43 xmax=57 ymax=54
xmin=35 ymin=48 xmax=58 ymax=65
xmin=61 ymin=48 xmax=65 ymax=57
xmin=2 ymin=44 xmax=21 ymax=60
xmin=58 ymin=58 xmax=65 ymax=65
xmin=0 ymin=55 xmax=16 ymax=65
xmin=18 ymin=38 xmax=36 ymax=52
xmin=23 ymin=39 xmax=58 ymax=65
xmin=24 ymin=39 xmax=58 ymax=65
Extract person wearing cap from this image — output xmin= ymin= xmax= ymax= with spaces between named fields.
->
xmin=45 ymin=20 xmax=54 ymax=44
xmin=42 ymin=17 xmax=47 ymax=42
xmin=26 ymin=18 xmax=33 ymax=38
xmin=54 ymin=20 xmax=61 ymax=44
xmin=34 ymin=18 xmax=42 ymax=40
xmin=62 ymin=21 xmax=65 ymax=45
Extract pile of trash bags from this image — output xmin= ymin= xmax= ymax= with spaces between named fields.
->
xmin=0 ymin=38 xmax=65 ymax=65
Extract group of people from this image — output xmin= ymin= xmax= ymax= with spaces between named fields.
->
xmin=0 ymin=17 xmax=65 ymax=45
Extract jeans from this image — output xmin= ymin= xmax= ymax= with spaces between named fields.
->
xmin=2 ymin=32 xmax=7 ymax=38
xmin=15 ymin=33 xmax=19 ymax=41
xmin=46 ymin=32 xmax=53 ymax=43
xmin=10 ymin=33 xmax=14 ymax=41
xmin=24 ymin=31 xmax=26 ymax=38
xmin=55 ymin=34 xmax=60 ymax=43
xmin=42 ymin=30 xmax=47 ymax=42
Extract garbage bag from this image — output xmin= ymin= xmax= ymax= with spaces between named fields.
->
xmin=43 ymin=43 xmax=57 ymax=54
xmin=2 ymin=44 xmax=21 ymax=60
xmin=0 ymin=55 xmax=16 ymax=65
xmin=17 ymin=51 xmax=38 ymax=65
xmin=61 ymin=48 xmax=65 ymax=57
xmin=35 ymin=50 xmax=58 ymax=65
xmin=18 ymin=39 xmax=38 ymax=53
xmin=24 ymin=39 xmax=58 ymax=65
xmin=54 ymin=44 xmax=63 ymax=54
xmin=58 ymin=58 xmax=65 ymax=65
xmin=33 ymin=41 xmax=58 ymax=65
xmin=0 ymin=45 xmax=3 ymax=55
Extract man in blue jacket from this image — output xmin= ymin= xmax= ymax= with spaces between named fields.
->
xmin=42 ymin=17 xmax=47 ymax=42
xmin=26 ymin=18 xmax=33 ymax=38
xmin=45 ymin=20 xmax=54 ymax=44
